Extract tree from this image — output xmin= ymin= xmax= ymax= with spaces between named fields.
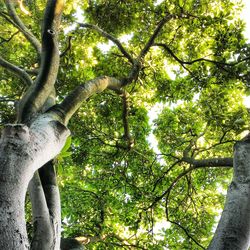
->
xmin=0 ymin=0 xmax=250 ymax=249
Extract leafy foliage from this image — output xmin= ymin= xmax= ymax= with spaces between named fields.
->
xmin=1 ymin=0 xmax=250 ymax=249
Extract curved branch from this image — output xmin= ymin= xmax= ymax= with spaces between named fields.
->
xmin=25 ymin=68 xmax=39 ymax=75
xmin=79 ymin=23 xmax=134 ymax=64
xmin=0 ymin=11 xmax=18 ymax=27
xmin=51 ymin=76 xmax=123 ymax=124
xmin=122 ymin=14 xmax=173 ymax=86
xmin=139 ymin=14 xmax=173 ymax=59
xmin=166 ymin=217 xmax=205 ymax=249
xmin=154 ymin=43 xmax=250 ymax=67
xmin=0 ymin=56 xmax=33 ymax=86
xmin=148 ymin=157 xmax=232 ymax=209
xmin=4 ymin=0 xmax=41 ymax=54
xmin=0 ymin=30 xmax=19 ymax=45
xmin=60 ymin=35 xmax=72 ymax=57
xmin=18 ymin=0 xmax=64 ymax=122
xmin=121 ymin=60 xmax=141 ymax=86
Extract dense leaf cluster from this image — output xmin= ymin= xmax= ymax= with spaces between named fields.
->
xmin=1 ymin=0 xmax=250 ymax=249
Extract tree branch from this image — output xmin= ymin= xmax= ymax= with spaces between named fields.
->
xmin=122 ymin=14 xmax=173 ymax=86
xmin=18 ymin=0 xmax=64 ymax=122
xmin=121 ymin=91 xmax=134 ymax=148
xmin=39 ymin=161 xmax=61 ymax=249
xmin=154 ymin=43 xmax=250 ymax=67
xmin=51 ymin=76 xmax=123 ymax=124
xmin=0 ymin=56 xmax=33 ymax=86
xmin=166 ymin=217 xmax=205 ymax=249
xmin=4 ymin=0 xmax=41 ymax=54
xmin=183 ymin=157 xmax=233 ymax=168
xmin=0 ymin=30 xmax=19 ymax=45
xmin=0 ymin=11 xmax=18 ymax=27
xmin=148 ymin=157 xmax=232 ymax=209
xmin=26 ymin=88 xmax=61 ymax=249
xmin=121 ymin=60 xmax=141 ymax=86
xmin=79 ymin=23 xmax=134 ymax=64
xmin=60 ymin=35 xmax=72 ymax=57
xmin=28 ymin=172 xmax=54 ymax=250
xmin=139 ymin=14 xmax=172 ymax=59
xmin=25 ymin=68 xmax=39 ymax=75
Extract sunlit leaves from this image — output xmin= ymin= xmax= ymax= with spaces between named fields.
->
xmin=1 ymin=0 xmax=250 ymax=248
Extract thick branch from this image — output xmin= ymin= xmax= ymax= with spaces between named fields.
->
xmin=39 ymin=161 xmax=61 ymax=250
xmin=29 ymin=91 xmax=61 ymax=249
xmin=18 ymin=0 xmax=64 ymax=122
xmin=79 ymin=23 xmax=134 ymax=64
xmin=0 ymin=11 xmax=18 ymax=27
xmin=28 ymin=172 xmax=54 ymax=250
xmin=4 ymin=0 xmax=41 ymax=54
xmin=183 ymin=157 xmax=233 ymax=167
xmin=51 ymin=76 xmax=123 ymax=124
xmin=122 ymin=14 xmax=173 ymax=86
xmin=139 ymin=14 xmax=172 ymax=59
xmin=0 ymin=56 xmax=33 ymax=86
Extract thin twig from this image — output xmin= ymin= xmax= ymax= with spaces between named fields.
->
xmin=79 ymin=23 xmax=134 ymax=64
xmin=4 ymin=0 xmax=41 ymax=54
xmin=0 ymin=30 xmax=19 ymax=45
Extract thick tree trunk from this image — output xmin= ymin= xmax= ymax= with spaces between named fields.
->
xmin=208 ymin=141 xmax=250 ymax=250
xmin=0 ymin=183 xmax=29 ymax=249
xmin=0 ymin=115 xmax=69 ymax=249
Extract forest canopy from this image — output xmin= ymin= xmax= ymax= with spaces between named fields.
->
xmin=0 ymin=0 xmax=250 ymax=249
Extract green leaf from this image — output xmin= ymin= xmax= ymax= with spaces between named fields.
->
xmin=61 ymin=136 xmax=72 ymax=153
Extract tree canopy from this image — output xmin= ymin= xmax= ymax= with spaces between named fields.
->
xmin=1 ymin=0 xmax=250 ymax=249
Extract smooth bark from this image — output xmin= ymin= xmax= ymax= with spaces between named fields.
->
xmin=208 ymin=141 xmax=250 ymax=250
xmin=28 ymin=89 xmax=61 ymax=250
xmin=18 ymin=0 xmax=64 ymax=122
xmin=53 ymin=76 xmax=123 ymax=124
xmin=39 ymin=161 xmax=61 ymax=249
xmin=28 ymin=172 xmax=54 ymax=250
xmin=0 ymin=114 xmax=69 ymax=249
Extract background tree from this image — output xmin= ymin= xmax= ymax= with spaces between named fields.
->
xmin=0 ymin=0 xmax=250 ymax=249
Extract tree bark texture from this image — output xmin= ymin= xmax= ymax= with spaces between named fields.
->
xmin=208 ymin=141 xmax=250 ymax=250
xmin=0 ymin=115 xmax=69 ymax=249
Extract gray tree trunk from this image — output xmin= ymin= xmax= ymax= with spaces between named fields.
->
xmin=0 ymin=115 xmax=69 ymax=249
xmin=208 ymin=141 xmax=250 ymax=250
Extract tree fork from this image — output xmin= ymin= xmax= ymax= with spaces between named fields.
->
xmin=0 ymin=116 xmax=69 ymax=249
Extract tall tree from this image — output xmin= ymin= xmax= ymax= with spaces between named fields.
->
xmin=0 ymin=0 xmax=250 ymax=249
